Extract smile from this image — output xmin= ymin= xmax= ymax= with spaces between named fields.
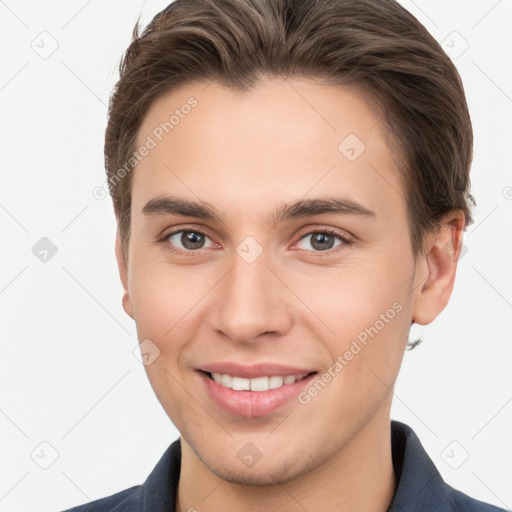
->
xmin=198 ymin=368 xmax=318 ymax=418
xmin=207 ymin=372 xmax=312 ymax=392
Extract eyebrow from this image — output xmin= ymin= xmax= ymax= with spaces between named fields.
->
xmin=141 ymin=195 xmax=376 ymax=225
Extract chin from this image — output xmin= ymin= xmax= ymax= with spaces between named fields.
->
xmin=197 ymin=444 xmax=320 ymax=487
xmin=208 ymin=461 xmax=302 ymax=487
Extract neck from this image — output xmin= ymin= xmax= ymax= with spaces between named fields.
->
xmin=176 ymin=407 xmax=396 ymax=512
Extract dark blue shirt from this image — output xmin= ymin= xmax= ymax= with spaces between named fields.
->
xmin=61 ymin=420 xmax=507 ymax=511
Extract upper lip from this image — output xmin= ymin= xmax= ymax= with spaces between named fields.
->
xmin=198 ymin=362 xmax=317 ymax=379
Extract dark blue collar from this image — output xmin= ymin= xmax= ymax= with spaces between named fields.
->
xmin=387 ymin=420 xmax=450 ymax=510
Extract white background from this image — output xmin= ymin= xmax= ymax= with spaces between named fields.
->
xmin=0 ymin=1 xmax=511 ymax=510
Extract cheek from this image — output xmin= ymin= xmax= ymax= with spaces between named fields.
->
xmin=128 ymin=253 xmax=209 ymax=338
xmin=127 ymin=263 xmax=199 ymax=426
xmin=293 ymin=255 xmax=412 ymax=397
xmin=296 ymin=258 xmax=410 ymax=343
xmin=127 ymin=258 xmax=220 ymax=403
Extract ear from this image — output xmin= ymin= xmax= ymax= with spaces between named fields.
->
xmin=411 ymin=210 xmax=465 ymax=325
xmin=115 ymin=226 xmax=134 ymax=319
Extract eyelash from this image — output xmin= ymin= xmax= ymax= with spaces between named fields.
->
xmin=157 ymin=225 xmax=352 ymax=257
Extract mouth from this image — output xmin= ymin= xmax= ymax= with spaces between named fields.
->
xmin=197 ymin=367 xmax=319 ymax=418
xmin=200 ymin=370 xmax=318 ymax=392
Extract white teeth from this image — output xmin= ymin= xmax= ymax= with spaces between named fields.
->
xmin=269 ymin=376 xmax=284 ymax=389
xmin=250 ymin=376 xmax=269 ymax=391
xmin=232 ymin=377 xmax=251 ymax=390
xmin=220 ymin=373 xmax=232 ymax=388
xmin=210 ymin=372 xmax=310 ymax=391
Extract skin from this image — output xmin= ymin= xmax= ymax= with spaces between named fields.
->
xmin=115 ymin=77 xmax=464 ymax=512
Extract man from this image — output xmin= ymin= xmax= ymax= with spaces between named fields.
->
xmin=62 ymin=0 xmax=506 ymax=510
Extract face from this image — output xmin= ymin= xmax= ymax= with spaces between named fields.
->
xmin=116 ymin=77 xmax=454 ymax=485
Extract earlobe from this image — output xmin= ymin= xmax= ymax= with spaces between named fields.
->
xmin=114 ymin=228 xmax=134 ymax=319
xmin=412 ymin=210 xmax=465 ymax=325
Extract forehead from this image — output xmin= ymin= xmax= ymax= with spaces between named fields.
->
xmin=131 ymin=78 xmax=404 ymax=223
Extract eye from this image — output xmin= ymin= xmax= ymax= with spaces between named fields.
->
xmin=161 ymin=229 xmax=217 ymax=253
xmin=158 ymin=226 xmax=351 ymax=256
xmin=295 ymin=229 xmax=350 ymax=253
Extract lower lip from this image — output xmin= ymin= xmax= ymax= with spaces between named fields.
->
xmin=199 ymin=371 xmax=317 ymax=418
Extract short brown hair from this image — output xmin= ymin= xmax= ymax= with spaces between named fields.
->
xmin=105 ymin=0 xmax=474 ymax=263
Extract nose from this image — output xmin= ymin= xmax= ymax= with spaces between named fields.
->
xmin=207 ymin=247 xmax=293 ymax=344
